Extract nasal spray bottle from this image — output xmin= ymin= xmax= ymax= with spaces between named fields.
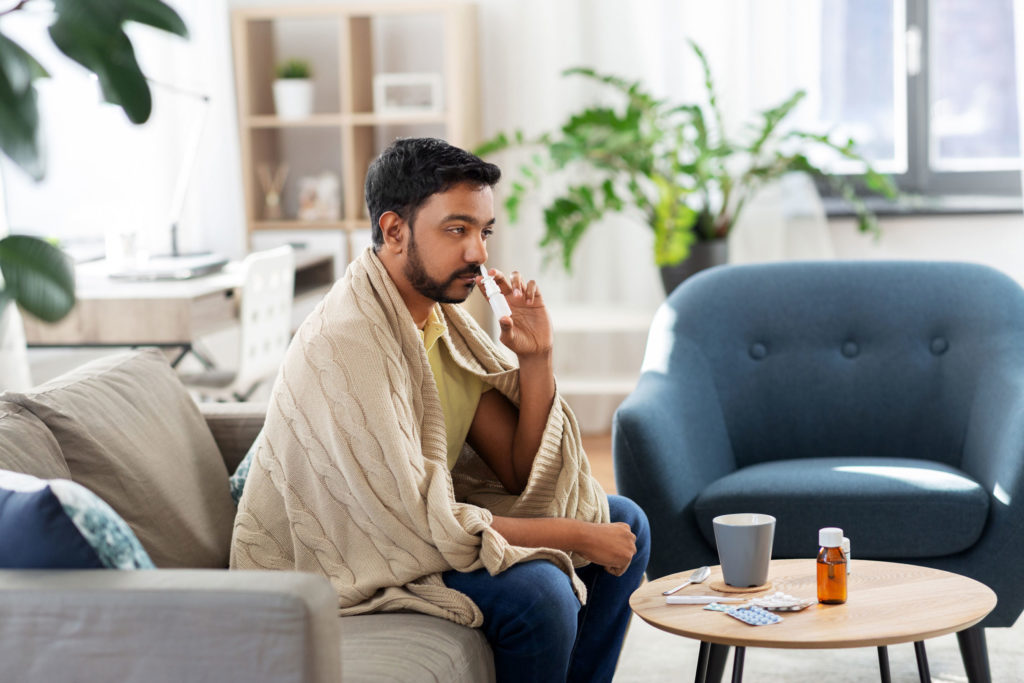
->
xmin=479 ymin=265 xmax=512 ymax=319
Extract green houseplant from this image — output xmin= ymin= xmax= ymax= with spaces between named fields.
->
xmin=273 ymin=57 xmax=314 ymax=120
xmin=0 ymin=0 xmax=188 ymax=323
xmin=476 ymin=40 xmax=897 ymax=292
xmin=275 ymin=58 xmax=312 ymax=80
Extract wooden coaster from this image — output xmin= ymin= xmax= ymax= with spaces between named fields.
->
xmin=709 ymin=580 xmax=772 ymax=594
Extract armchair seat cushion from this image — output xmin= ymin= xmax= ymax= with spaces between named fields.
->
xmin=694 ymin=457 xmax=989 ymax=558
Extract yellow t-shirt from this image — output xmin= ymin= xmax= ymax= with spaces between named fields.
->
xmin=419 ymin=306 xmax=488 ymax=469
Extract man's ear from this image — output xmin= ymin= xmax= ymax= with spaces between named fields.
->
xmin=378 ymin=211 xmax=407 ymax=253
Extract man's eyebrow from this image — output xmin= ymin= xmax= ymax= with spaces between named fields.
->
xmin=441 ymin=214 xmax=496 ymax=227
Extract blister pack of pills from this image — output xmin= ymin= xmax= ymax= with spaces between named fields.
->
xmin=725 ymin=605 xmax=782 ymax=626
xmin=747 ymin=591 xmax=816 ymax=612
xmin=702 ymin=602 xmax=733 ymax=612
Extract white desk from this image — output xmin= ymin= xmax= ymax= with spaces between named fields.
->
xmin=23 ymin=251 xmax=335 ymax=365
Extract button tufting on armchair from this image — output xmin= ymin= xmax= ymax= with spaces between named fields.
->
xmin=613 ymin=260 xmax=1024 ymax=681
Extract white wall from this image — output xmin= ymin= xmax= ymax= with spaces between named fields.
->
xmin=829 ymin=213 xmax=1024 ymax=285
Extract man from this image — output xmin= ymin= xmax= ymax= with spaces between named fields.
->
xmin=232 ymin=137 xmax=650 ymax=683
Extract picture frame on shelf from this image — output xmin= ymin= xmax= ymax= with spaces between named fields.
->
xmin=373 ymin=73 xmax=443 ymax=115
xmin=297 ymin=172 xmax=341 ymax=222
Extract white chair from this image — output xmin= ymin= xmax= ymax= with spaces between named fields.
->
xmin=180 ymin=245 xmax=295 ymax=401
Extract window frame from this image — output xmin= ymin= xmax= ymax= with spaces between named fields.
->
xmin=824 ymin=0 xmax=1022 ymax=207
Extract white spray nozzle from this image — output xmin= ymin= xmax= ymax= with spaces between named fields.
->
xmin=479 ymin=265 xmax=512 ymax=319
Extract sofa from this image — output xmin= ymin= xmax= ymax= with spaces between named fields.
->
xmin=0 ymin=349 xmax=494 ymax=682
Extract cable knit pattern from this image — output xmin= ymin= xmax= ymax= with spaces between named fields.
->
xmin=229 ymin=248 xmax=608 ymax=626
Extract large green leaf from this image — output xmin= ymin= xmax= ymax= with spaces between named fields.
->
xmin=0 ymin=34 xmax=48 ymax=180
xmin=0 ymin=235 xmax=75 ymax=322
xmin=122 ymin=0 xmax=189 ymax=36
xmin=49 ymin=0 xmax=188 ymax=124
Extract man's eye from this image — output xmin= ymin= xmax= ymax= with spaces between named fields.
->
xmin=448 ymin=226 xmax=465 ymax=234
xmin=482 ymin=229 xmax=494 ymax=240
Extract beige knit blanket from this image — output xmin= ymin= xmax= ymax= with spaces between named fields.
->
xmin=230 ymin=248 xmax=608 ymax=626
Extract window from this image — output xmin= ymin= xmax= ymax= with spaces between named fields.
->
xmin=810 ymin=0 xmax=1021 ymax=199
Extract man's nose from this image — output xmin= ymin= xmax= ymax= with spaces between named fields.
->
xmin=465 ymin=233 xmax=487 ymax=263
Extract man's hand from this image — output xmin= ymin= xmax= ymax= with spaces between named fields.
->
xmin=478 ymin=268 xmax=552 ymax=358
xmin=490 ymin=516 xmax=638 ymax=576
xmin=575 ymin=521 xmax=638 ymax=577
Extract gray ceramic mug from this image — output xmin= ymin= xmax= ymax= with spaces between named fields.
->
xmin=712 ymin=513 xmax=776 ymax=587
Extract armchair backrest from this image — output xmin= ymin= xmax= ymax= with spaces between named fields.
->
xmin=643 ymin=261 xmax=1024 ymax=469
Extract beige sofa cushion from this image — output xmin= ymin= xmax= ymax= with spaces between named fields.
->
xmin=3 ymin=349 xmax=236 ymax=568
xmin=0 ymin=402 xmax=69 ymax=479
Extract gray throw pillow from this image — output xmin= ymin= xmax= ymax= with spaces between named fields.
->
xmin=2 ymin=349 xmax=236 ymax=568
xmin=0 ymin=402 xmax=70 ymax=479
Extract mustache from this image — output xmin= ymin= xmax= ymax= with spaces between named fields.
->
xmin=449 ymin=268 xmax=481 ymax=282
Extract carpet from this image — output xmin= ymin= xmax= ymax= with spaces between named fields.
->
xmin=614 ymin=613 xmax=1024 ymax=682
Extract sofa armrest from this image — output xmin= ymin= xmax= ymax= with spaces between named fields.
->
xmin=613 ymin=351 xmax=736 ymax=579
xmin=0 ymin=569 xmax=340 ymax=683
xmin=199 ymin=401 xmax=267 ymax=471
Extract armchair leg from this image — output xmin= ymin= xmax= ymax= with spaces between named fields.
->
xmin=956 ymin=625 xmax=992 ymax=683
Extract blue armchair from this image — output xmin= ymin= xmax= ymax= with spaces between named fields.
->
xmin=613 ymin=261 xmax=1024 ymax=680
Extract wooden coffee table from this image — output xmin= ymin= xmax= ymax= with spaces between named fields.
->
xmin=631 ymin=560 xmax=997 ymax=682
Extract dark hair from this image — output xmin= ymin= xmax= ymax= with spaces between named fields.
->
xmin=365 ymin=137 xmax=501 ymax=250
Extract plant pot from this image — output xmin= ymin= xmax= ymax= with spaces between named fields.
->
xmin=0 ymin=302 xmax=32 ymax=391
xmin=659 ymin=239 xmax=728 ymax=295
xmin=273 ymin=79 xmax=314 ymax=120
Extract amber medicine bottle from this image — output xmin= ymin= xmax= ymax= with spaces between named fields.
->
xmin=817 ymin=527 xmax=847 ymax=604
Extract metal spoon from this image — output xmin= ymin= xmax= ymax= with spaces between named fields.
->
xmin=662 ymin=565 xmax=711 ymax=595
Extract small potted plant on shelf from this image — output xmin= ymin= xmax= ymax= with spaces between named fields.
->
xmin=273 ymin=58 xmax=314 ymax=120
xmin=476 ymin=40 xmax=898 ymax=294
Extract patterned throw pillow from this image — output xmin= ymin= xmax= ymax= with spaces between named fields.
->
xmin=0 ymin=470 xmax=155 ymax=569
xmin=230 ymin=431 xmax=261 ymax=505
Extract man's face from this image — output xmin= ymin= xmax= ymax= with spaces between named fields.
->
xmin=401 ymin=182 xmax=495 ymax=304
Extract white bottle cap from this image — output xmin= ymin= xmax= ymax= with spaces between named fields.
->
xmin=819 ymin=527 xmax=843 ymax=547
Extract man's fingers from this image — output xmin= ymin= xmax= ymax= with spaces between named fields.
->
xmin=524 ymin=279 xmax=538 ymax=304
xmin=488 ymin=268 xmax=514 ymax=295
xmin=486 ymin=267 xmax=544 ymax=304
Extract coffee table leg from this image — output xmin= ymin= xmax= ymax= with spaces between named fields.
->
xmin=693 ymin=642 xmax=731 ymax=683
xmin=731 ymin=646 xmax=745 ymax=683
xmin=877 ymin=646 xmax=892 ymax=683
xmin=956 ymin=625 xmax=992 ymax=683
xmin=694 ymin=641 xmax=710 ymax=683
xmin=914 ymin=641 xmax=931 ymax=683
xmin=707 ymin=643 xmax=731 ymax=682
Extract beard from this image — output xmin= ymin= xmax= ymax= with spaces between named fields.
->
xmin=404 ymin=234 xmax=478 ymax=303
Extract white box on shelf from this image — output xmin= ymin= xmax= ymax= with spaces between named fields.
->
xmin=373 ymin=73 xmax=443 ymax=115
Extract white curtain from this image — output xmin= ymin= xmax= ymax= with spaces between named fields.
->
xmin=476 ymin=0 xmax=835 ymax=311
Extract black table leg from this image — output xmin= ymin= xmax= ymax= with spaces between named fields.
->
xmin=707 ymin=643 xmax=731 ymax=683
xmin=956 ymin=625 xmax=992 ymax=683
xmin=731 ymin=646 xmax=746 ymax=683
xmin=914 ymin=641 xmax=931 ymax=683
xmin=167 ymin=346 xmax=191 ymax=368
xmin=694 ymin=641 xmax=710 ymax=683
xmin=877 ymin=646 xmax=892 ymax=683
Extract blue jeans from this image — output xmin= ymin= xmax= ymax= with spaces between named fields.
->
xmin=442 ymin=495 xmax=650 ymax=683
